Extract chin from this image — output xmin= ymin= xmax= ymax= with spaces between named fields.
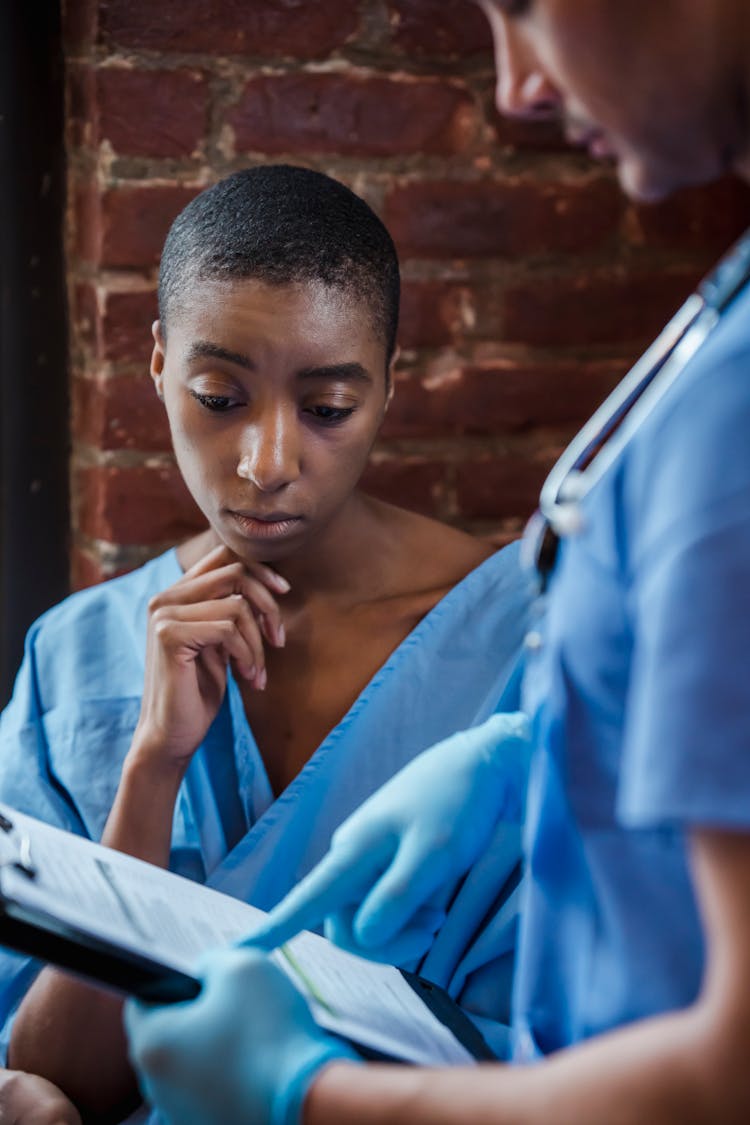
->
xmin=617 ymin=150 xmax=726 ymax=204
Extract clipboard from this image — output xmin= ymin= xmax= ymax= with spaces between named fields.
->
xmin=0 ymin=806 xmax=496 ymax=1065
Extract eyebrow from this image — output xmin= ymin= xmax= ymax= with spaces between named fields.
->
xmin=185 ymin=341 xmax=255 ymax=369
xmin=297 ymin=363 xmax=372 ymax=385
xmin=185 ymin=343 xmax=373 ymax=385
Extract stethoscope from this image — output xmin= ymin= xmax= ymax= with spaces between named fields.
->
xmin=522 ymin=226 xmax=750 ymax=594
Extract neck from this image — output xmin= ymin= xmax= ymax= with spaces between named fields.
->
xmin=203 ymin=492 xmax=392 ymax=607
xmin=272 ymin=493 xmax=385 ymax=605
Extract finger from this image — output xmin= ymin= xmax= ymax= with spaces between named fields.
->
xmin=155 ymin=563 xmax=279 ymax=618
xmin=160 ymin=566 xmax=285 ymax=649
xmin=154 ymin=596 xmax=265 ymax=677
xmin=240 ymin=577 xmax=285 ymax=647
xmin=182 ymin=544 xmax=290 ymax=597
xmin=124 ymin=996 xmax=188 ymax=1073
xmin=153 ymin=611 xmax=259 ymax=682
xmin=325 ymin=904 xmax=446 ymax=965
xmin=257 ymin=611 xmax=286 ymax=650
xmin=223 ymin=594 xmax=266 ymax=681
xmin=244 ymin=558 xmax=291 ymax=597
xmin=243 ymin=840 xmax=395 ymax=951
xmin=353 ymin=837 xmax=453 ymax=950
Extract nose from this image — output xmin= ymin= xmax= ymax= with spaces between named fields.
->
xmin=492 ymin=18 xmax=561 ymax=120
xmin=236 ymin=406 xmax=301 ymax=494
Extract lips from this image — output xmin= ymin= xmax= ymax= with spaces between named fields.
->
xmin=587 ymin=133 xmax=616 ymax=159
xmin=566 ymin=124 xmax=615 ymax=159
xmin=227 ymin=509 xmax=303 ymax=540
xmin=232 ymin=509 xmax=300 ymax=522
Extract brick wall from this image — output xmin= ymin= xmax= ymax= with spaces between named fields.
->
xmin=63 ymin=0 xmax=750 ymax=588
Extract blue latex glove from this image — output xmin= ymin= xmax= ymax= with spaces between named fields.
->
xmin=250 ymin=712 xmax=530 ymax=964
xmin=124 ymin=947 xmax=357 ymax=1125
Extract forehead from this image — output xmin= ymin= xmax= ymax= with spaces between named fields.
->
xmin=167 ymin=277 xmax=384 ymax=361
xmin=172 ymin=278 xmax=360 ymax=337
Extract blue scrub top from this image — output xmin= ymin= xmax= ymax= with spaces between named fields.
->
xmin=514 ymin=263 xmax=750 ymax=1060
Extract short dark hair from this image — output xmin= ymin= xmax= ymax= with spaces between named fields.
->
xmin=158 ymin=165 xmax=400 ymax=365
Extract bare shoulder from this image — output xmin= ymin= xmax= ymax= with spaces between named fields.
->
xmin=369 ymin=499 xmax=496 ymax=598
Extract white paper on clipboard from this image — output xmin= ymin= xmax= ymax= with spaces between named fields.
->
xmin=0 ymin=804 xmax=475 ymax=1067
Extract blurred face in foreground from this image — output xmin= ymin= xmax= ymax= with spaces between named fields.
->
xmin=479 ymin=0 xmax=750 ymax=201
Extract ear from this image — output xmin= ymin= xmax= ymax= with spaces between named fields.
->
xmin=150 ymin=319 xmax=166 ymax=401
xmin=384 ymin=345 xmax=399 ymax=412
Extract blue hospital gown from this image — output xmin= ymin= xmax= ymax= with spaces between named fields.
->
xmin=0 ymin=541 xmax=530 ymax=1064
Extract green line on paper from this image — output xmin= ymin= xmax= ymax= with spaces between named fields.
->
xmin=279 ymin=945 xmax=336 ymax=1016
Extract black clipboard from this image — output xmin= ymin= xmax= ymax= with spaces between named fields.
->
xmin=0 ymin=809 xmax=496 ymax=1064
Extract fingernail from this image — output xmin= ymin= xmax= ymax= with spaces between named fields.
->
xmin=277 ymin=623 xmax=286 ymax=647
xmin=245 ymin=664 xmax=256 ymax=680
xmin=274 ymin=574 xmax=291 ymax=593
xmin=256 ymin=667 xmax=267 ymax=690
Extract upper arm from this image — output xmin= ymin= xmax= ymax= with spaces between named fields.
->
xmin=686 ymin=828 xmax=750 ymax=1116
xmin=691 ymin=830 xmax=750 ymax=1024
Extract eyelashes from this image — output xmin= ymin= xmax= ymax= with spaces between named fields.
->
xmin=189 ymin=391 xmax=235 ymax=412
xmin=189 ymin=391 xmax=356 ymax=426
xmin=305 ymin=405 xmax=356 ymax=425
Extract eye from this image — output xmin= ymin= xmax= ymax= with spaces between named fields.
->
xmin=306 ymin=405 xmax=356 ymax=425
xmin=189 ymin=390 xmax=237 ymax=413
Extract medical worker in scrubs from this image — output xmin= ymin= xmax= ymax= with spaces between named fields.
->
xmin=126 ymin=2 xmax=750 ymax=1123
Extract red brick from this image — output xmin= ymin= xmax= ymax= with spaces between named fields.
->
xmin=70 ymin=547 xmax=135 ymax=591
xmin=382 ymin=359 xmax=624 ymax=441
xmin=385 ymin=177 xmax=624 ymax=260
xmin=96 ymin=67 xmax=208 ymax=158
xmin=67 ymin=63 xmax=97 ymax=149
xmin=388 ymin=0 xmax=493 ymax=56
xmin=456 ymin=453 xmax=557 ymax=521
xmin=74 ymin=179 xmax=102 ymax=265
xmin=74 ymin=375 xmax=172 ymax=452
xmin=76 ymin=464 xmax=205 ymax=545
xmin=70 ymin=547 xmax=106 ymax=591
xmin=72 ymin=285 xmax=157 ymax=364
xmin=68 ymin=64 xmax=207 ymax=159
xmin=85 ymin=185 xmax=199 ymax=269
xmin=98 ymin=0 xmax=360 ymax=58
xmin=398 ymin=280 xmax=475 ymax=349
xmin=72 ymin=283 xmax=100 ymax=353
xmin=228 ymin=73 xmax=475 ymax=158
xmin=489 ymin=98 xmax=569 ymax=153
xmin=100 ymin=289 xmax=158 ymax=363
xmin=360 ymin=458 xmax=446 ymax=516
xmin=62 ymin=0 xmax=98 ymax=51
xmin=628 ymin=176 xmax=750 ymax=256
xmin=502 ymin=266 xmax=705 ymax=348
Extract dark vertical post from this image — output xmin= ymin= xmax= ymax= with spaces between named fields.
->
xmin=0 ymin=0 xmax=70 ymax=704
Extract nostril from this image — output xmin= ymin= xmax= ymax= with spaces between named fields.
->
xmin=521 ymin=73 xmax=562 ymax=120
xmin=531 ymin=99 xmax=560 ymax=119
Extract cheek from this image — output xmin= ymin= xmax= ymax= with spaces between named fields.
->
xmin=535 ymin=9 xmax=630 ymax=124
xmin=310 ymin=422 xmax=378 ymax=490
xmin=167 ymin=408 xmax=231 ymax=498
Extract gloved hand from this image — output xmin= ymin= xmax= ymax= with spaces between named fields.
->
xmin=249 ymin=712 xmax=530 ymax=965
xmin=124 ymin=948 xmax=357 ymax=1125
